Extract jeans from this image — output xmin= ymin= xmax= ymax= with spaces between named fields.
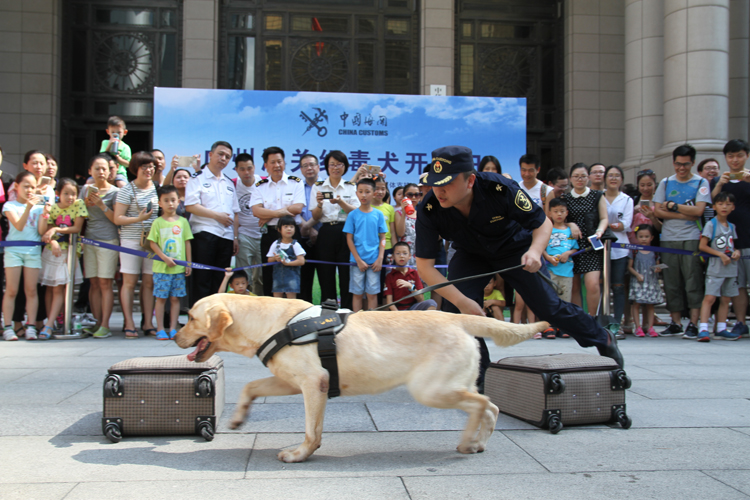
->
xmin=610 ymin=257 xmax=628 ymax=324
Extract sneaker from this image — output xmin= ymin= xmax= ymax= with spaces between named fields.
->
xmin=731 ymin=322 xmax=749 ymax=338
xmin=715 ymin=329 xmax=741 ymax=341
xmin=25 ymin=326 xmax=38 ymax=341
xmin=660 ymin=322 xmax=683 ymax=336
xmin=682 ymin=323 xmax=698 ymax=340
xmin=3 ymin=327 xmax=18 ymax=341
xmin=634 ymin=327 xmax=645 ymax=337
xmin=697 ymin=330 xmax=710 ymax=342
xmin=533 ymin=332 xmax=542 ymax=339
xmin=92 ymin=327 xmax=112 ymax=339
xmin=647 ymin=327 xmax=659 ymax=337
xmin=81 ymin=313 xmax=98 ymax=327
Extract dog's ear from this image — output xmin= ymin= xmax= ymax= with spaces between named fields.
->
xmin=205 ymin=304 xmax=234 ymax=342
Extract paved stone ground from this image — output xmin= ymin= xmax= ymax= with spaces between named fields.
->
xmin=1 ymin=312 xmax=750 ymax=499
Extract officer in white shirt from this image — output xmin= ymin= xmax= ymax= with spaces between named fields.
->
xmin=250 ymin=146 xmax=306 ymax=296
xmin=309 ymin=150 xmax=360 ymax=309
xmin=185 ymin=140 xmax=241 ymax=305
xmin=233 ymin=152 xmax=263 ymax=296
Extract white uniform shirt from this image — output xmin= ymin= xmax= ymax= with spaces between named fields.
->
xmin=185 ymin=168 xmax=240 ymax=240
xmin=249 ymin=173 xmax=306 ymax=225
xmin=309 ymin=177 xmax=360 ymax=223
xmin=235 ymin=174 xmax=263 ymax=239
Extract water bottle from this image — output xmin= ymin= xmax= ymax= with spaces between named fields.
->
xmin=404 ymin=198 xmax=415 ymax=216
xmin=108 ymin=133 xmax=120 ymax=155
xmin=73 ymin=314 xmax=83 ymax=333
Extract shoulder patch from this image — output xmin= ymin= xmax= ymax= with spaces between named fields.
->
xmin=255 ymin=178 xmax=269 ymax=187
xmin=344 ymin=180 xmax=355 ymax=185
xmin=288 ymin=176 xmax=301 ymax=182
xmin=191 ymin=170 xmax=203 ymax=178
xmin=515 ymin=190 xmax=533 ymax=212
xmin=315 ymin=180 xmax=324 ymax=186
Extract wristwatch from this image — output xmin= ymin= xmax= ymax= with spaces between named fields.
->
xmin=667 ymin=201 xmax=679 ymax=212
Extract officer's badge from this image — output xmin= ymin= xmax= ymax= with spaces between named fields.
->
xmin=426 ymin=203 xmax=432 ymax=211
xmin=496 ymin=184 xmax=502 ymax=191
xmin=433 ymin=161 xmax=442 ymax=174
xmin=515 ymin=190 xmax=532 ymax=212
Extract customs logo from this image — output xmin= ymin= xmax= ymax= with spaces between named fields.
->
xmin=300 ymin=107 xmax=328 ymax=137
xmin=515 ymin=190 xmax=532 ymax=212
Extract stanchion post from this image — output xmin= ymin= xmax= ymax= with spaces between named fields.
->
xmin=54 ymin=234 xmax=82 ymax=340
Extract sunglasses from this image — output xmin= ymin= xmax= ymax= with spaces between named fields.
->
xmin=405 ymin=192 xmax=422 ymax=199
xmin=637 ymin=169 xmax=654 ymax=177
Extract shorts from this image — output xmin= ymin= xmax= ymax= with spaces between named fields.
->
xmin=3 ymin=248 xmax=42 ymax=269
xmin=737 ymin=248 xmax=750 ymax=288
xmin=83 ymin=238 xmax=120 ymax=279
xmin=119 ymin=239 xmax=154 ymax=275
xmin=39 ymin=247 xmax=83 ymax=287
xmin=350 ymin=266 xmax=380 ymax=295
xmin=272 ymin=264 xmax=301 ymax=293
xmin=153 ymin=272 xmax=187 ymax=299
xmin=548 ymin=273 xmax=573 ymax=303
xmin=705 ymin=275 xmax=739 ymax=298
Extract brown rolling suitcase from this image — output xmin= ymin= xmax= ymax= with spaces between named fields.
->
xmin=485 ymin=353 xmax=632 ymax=433
xmin=102 ymin=355 xmax=224 ymax=443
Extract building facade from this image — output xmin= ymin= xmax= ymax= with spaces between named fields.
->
xmin=0 ymin=0 xmax=747 ymax=181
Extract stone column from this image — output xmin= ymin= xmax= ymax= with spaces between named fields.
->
xmin=182 ymin=0 xmax=219 ymax=89
xmin=659 ymin=0 xmax=729 ymax=156
xmin=728 ymin=0 xmax=749 ymax=140
xmin=622 ymin=0 xmax=664 ymax=170
xmin=420 ymin=0 xmax=454 ymax=95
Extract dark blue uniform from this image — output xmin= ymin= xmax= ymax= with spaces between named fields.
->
xmin=415 ymin=172 xmax=611 ymax=384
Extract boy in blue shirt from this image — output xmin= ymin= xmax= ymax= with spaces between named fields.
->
xmin=344 ymin=178 xmax=387 ymax=311
xmin=542 ymin=198 xmax=579 ymax=338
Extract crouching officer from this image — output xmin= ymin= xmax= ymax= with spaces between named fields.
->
xmin=415 ymin=146 xmax=623 ymax=390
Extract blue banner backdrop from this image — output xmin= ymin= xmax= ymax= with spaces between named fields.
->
xmin=153 ymin=88 xmax=527 ymax=188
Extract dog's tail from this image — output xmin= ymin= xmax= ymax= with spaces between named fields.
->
xmin=460 ymin=317 xmax=550 ymax=347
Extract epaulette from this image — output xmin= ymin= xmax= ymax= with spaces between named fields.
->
xmin=288 ymin=176 xmax=301 ymax=182
xmin=315 ymin=180 xmax=324 ymax=186
xmin=344 ymin=180 xmax=355 ymax=185
xmin=191 ymin=170 xmax=203 ymax=178
xmin=223 ymin=173 xmax=234 ymax=182
xmin=256 ymin=178 xmax=269 ymax=187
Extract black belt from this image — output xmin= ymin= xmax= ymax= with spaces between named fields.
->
xmin=323 ymin=221 xmax=344 ymax=226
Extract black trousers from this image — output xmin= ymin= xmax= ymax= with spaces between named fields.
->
xmin=298 ymin=236 xmax=316 ymax=303
xmin=190 ymin=232 xmax=234 ymax=306
xmin=260 ymin=225 xmax=302 ymax=297
xmin=442 ymin=249 xmax=610 ymax=385
xmin=316 ymin=222 xmax=352 ymax=309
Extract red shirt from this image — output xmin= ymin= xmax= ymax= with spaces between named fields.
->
xmin=383 ymin=268 xmax=424 ymax=310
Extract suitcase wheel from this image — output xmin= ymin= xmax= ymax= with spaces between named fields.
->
xmin=615 ymin=370 xmax=632 ymax=390
xmin=198 ymin=421 xmax=215 ymax=441
xmin=548 ymin=414 xmax=563 ymax=434
xmin=104 ymin=421 xmax=122 ymax=443
xmin=615 ymin=408 xmax=632 ymax=429
xmin=548 ymin=373 xmax=565 ymax=394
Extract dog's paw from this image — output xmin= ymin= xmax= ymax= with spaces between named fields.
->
xmin=457 ymin=442 xmax=480 ymax=454
xmin=277 ymin=448 xmax=309 ymax=463
xmin=228 ymin=418 xmax=244 ymax=430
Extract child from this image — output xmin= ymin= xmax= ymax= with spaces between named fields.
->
xmin=2 ymin=172 xmax=46 ymax=341
xmin=627 ymin=225 xmax=664 ymax=337
xmin=344 ymin=178 xmax=387 ymax=311
xmin=542 ymin=198 xmax=579 ymax=338
xmin=266 ymin=215 xmax=306 ymax=298
xmin=147 ymin=185 xmax=193 ymax=340
xmin=99 ymin=116 xmax=131 ymax=179
xmin=373 ymin=177 xmax=397 ymax=303
xmin=218 ymin=268 xmax=256 ymax=295
xmin=38 ymin=178 xmax=88 ymax=339
xmin=383 ymin=242 xmax=437 ymax=311
xmin=697 ymin=192 xmax=741 ymax=342
xmin=483 ymin=274 xmax=505 ymax=320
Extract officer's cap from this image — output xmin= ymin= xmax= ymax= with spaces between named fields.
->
xmin=421 ymin=146 xmax=475 ymax=187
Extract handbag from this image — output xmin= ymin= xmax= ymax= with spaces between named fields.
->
xmin=131 ymin=182 xmax=153 ymax=253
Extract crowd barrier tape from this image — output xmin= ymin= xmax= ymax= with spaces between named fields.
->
xmin=0 ymin=239 xmax=448 ymax=272
xmin=568 ymin=241 xmax=750 ymax=260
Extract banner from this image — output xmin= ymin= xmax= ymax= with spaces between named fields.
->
xmin=154 ymin=88 xmax=527 ymax=187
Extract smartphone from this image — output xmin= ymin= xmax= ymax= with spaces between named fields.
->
xmin=588 ymin=235 xmax=604 ymax=251
xmin=729 ymin=171 xmax=746 ymax=181
xmin=639 ymin=200 xmax=650 ymax=207
xmin=322 ymin=192 xmax=334 ymax=200
xmin=368 ymin=165 xmax=381 ymax=176
xmin=89 ymin=186 xmax=99 ymax=194
xmin=38 ymin=176 xmax=52 ymax=187
xmin=146 ymin=201 xmax=153 ymax=212
xmin=177 ymin=156 xmax=195 ymax=168
xmin=36 ymin=195 xmax=49 ymax=205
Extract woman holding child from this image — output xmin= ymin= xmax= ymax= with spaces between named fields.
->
xmin=310 ymin=150 xmax=360 ymax=309
xmin=114 ymin=151 xmax=159 ymax=339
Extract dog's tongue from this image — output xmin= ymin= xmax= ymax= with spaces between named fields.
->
xmin=187 ymin=338 xmax=208 ymax=362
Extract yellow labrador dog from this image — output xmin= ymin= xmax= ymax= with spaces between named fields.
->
xmin=175 ymin=295 xmax=548 ymax=463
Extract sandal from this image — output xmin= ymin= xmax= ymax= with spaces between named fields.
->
xmin=169 ymin=329 xmax=178 ymax=339
xmin=155 ymin=330 xmax=170 ymax=341
xmin=38 ymin=326 xmax=53 ymax=340
xmin=124 ymin=329 xmax=138 ymax=339
xmin=142 ymin=328 xmax=157 ymax=337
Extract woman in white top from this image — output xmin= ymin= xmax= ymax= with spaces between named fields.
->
xmin=604 ymin=165 xmax=634 ymax=336
xmin=310 ymin=150 xmax=360 ymax=309
xmin=114 ymin=151 xmax=159 ymax=339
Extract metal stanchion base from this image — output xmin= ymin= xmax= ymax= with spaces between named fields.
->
xmin=52 ymin=331 xmax=85 ymax=340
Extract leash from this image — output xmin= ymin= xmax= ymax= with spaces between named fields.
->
xmin=371 ymin=263 xmax=562 ymax=312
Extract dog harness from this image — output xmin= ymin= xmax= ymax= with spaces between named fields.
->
xmin=257 ymin=300 xmax=349 ymax=398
